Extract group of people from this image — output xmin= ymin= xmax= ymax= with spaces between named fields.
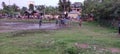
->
xmin=55 ymin=13 xmax=82 ymax=27
xmin=55 ymin=14 xmax=70 ymax=27
xmin=37 ymin=12 xmax=82 ymax=28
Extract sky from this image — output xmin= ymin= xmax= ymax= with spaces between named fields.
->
xmin=0 ymin=0 xmax=84 ymax=8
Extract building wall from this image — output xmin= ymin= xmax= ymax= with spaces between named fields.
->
xmin=68 ymin=2 xmax=82 ymax=19
xmin=68 ymin=13 xmax=78 ymax=18
xmin=70 ymin=2 xmax=82 ymax=13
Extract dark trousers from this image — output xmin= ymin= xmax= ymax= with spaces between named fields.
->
xmin=119 ymin=27 xmax=120 ymax=34
xmin=39 ymin=20 xmax=42 ymax=26
xmin=61 ymin=19 xmax=65 ymax=25
xmin=118 ymin=27 xmax=120 ymax=34
xmin=56 ymin=20 xmax=59 ymax=24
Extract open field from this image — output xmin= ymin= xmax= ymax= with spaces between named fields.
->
xmin=0 ymin=19 xmax=120 ymax=54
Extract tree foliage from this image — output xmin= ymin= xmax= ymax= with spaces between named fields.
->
xmin=35 ymin=5 xmax=45 ymax=12
xmin=83 ymin=0 xmax=120 ymax=27
xmin=29 ymin=4 xmax=34 ymax=11
xmin=84 ymin=0 xmax=120 ymax=19
xmin=44 ymin=6 xmax=59 ymax=14
xmin=1 ymin=2 xmax=20 ymax=14
xmin=58 ymin=0 xmax=71 ymax=12
xmin=20 ymin=7 xmax=27 ymax=15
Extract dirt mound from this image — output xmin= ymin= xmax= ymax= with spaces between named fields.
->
xmin=75 ymin=43 xmax=120 ymax=53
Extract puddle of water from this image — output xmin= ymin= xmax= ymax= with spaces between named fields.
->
xmin=4 ymin=22 xmax=19 ymax=25
xmin=39 ymin=24 xmax=57 ymax=29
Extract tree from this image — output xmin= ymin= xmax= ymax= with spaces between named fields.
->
xmin=29 ymin=4 xmax=34 ymax=11
xmin=66 ymin=0 xmax=71 ymax=12
xmin=1 ymin=2 xmax=9 ymax=13
xmin=83 ymin=0 xmax=120 ymax=27
xmin=2 ymin=2 xmax=6 ymax=9
xmin=1 ymin=2 xmax=21 ymax=18
xmin=35 ymin=5 xmax=45 ymax=11
xmin=1 ymin=2 xmax=8 ymax=14
xmin=12 ymin=4 xmax=19 ymax=12
xmin=20 ymin=7 xmax=27 ymax=15
xmin=58 ymin=0 xmax=64 ymax=12
xmin=44 ymin=6 xmax=59 ymax=14
xmin=21 ymin=7 xmax=27 ymax=11
xmin=58 ymin=0 xmax=71 ymax=12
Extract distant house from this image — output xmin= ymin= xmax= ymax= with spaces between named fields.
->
xmin=68 ymin=2 xmax=82 ymax=18
xmin=71 ymin=2 xmax=82 ymax=13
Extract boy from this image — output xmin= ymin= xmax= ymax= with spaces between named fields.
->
xmin=77 ymin=14 xmax=82 ymax=27
xmin=38 ymin=13 xmax=42 ymax=27
xmin=118 ymin=20 xmax=120 ymax=35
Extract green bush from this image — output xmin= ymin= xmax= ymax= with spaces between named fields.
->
xmin=83 ymin=0 xmax=120 ymax=28
xmin=65 ymin=47 xmax=78 ymax=54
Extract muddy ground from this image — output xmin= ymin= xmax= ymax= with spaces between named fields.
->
xmin=0 ymin=22 xmax=58 ymax=33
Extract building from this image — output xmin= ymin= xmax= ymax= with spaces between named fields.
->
xmin=70 ymin=2 xmax=82 ymax=13
xmin=68 ymin=2 xmax=82 ymax=18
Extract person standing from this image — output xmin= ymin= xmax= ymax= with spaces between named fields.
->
xmin=77 ymin=14 xmax=82 ymax=27
xmin=37 ymin=13 xmax=42 ymax=27
xmin=63 ymin=12 xmax=68 ymax=26
xmin=55 ymin=16 xmax=59 ymax=25
xmin=118 ymin=20 xmax=120 ymax=35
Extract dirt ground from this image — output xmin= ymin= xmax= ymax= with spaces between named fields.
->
xmin=0 ymin=22 xmax=58 ymax=33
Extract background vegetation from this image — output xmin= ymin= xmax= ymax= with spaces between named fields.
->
xmin=83 ymin=0 xmax=120 ymax=28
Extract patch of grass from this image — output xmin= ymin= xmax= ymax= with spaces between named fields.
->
xmin=8 ymin=30 xmax=49 ymax=38
xmin=64 ymin=46 xmax=112 ymax=54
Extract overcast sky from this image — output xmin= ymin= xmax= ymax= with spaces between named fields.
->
xmin=0 ymin=0 xmax=84 ymax=8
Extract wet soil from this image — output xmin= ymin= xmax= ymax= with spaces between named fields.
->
xmin=0 ymin=22 xmax=58 ymax=33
